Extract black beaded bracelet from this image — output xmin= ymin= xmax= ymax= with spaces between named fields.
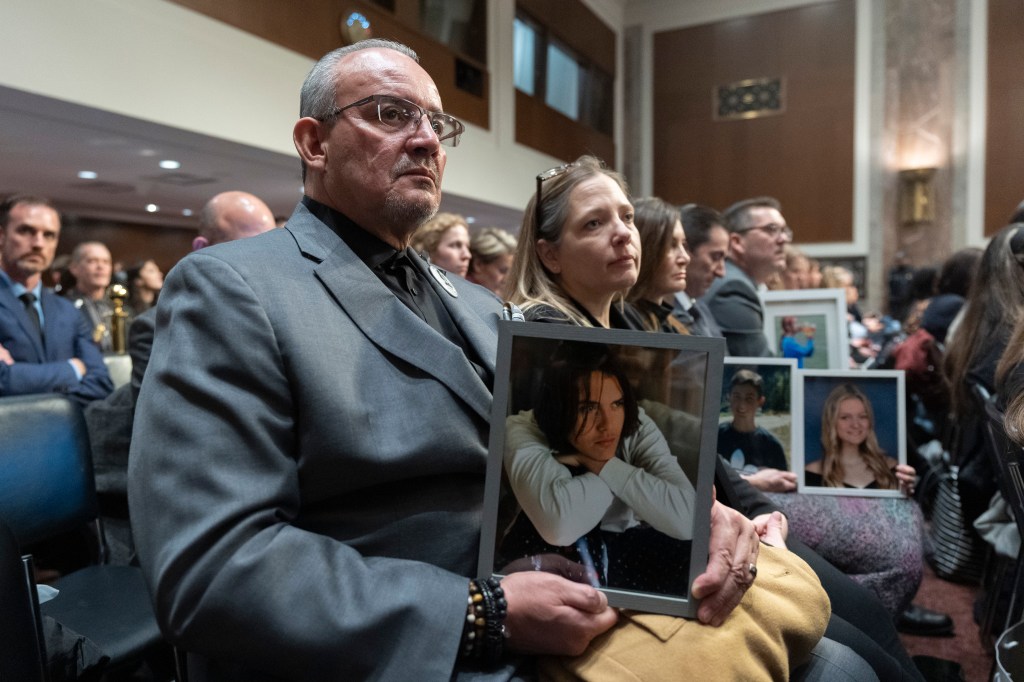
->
xmin=460 ymin=577 xmax=507 ymax=665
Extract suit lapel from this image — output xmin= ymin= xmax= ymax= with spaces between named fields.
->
xmin=0 ymin=284 xmax=45 ymax=360
xmin=288 ymin=207 xmax=494 ymax=422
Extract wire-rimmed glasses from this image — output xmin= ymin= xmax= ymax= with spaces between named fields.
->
xmin=739 ymin=222 xmax=793 ymax=242
xmin=319 ymin=94 xmax=465 ymax=147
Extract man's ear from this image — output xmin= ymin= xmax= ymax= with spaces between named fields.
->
xmin=293 ymin=118 xmax=327 ymax=172
xmin=758 ymin=395 xmax=766 ymax=408
xmin=728 ymin=231 xmax=744 ymax=259
xmin=536 ymin=239 xmax=560 ymax=274
xmin=192 ymin=236 xmax=210 ymax=252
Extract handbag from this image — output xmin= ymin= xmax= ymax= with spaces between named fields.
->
xmin=927 ymin=461 xmax=988 ymax=584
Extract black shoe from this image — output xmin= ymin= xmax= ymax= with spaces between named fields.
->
xmin=911 ymin=655 xmax=965 ymax=681
xmin=897 ymin=603 xmax=955 ymax=637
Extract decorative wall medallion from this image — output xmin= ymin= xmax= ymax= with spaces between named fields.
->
xmin=714 ymin=77 xmax=785 ymax=121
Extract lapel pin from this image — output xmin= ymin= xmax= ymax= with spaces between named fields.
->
xmin=429 ymin=265 xmax=458 ymax=298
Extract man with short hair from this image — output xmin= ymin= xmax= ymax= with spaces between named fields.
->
xmin=702 ymin=197 xmax=791 ymax=357
xmin=128 ymin=40 xmax=767 ymax=681
xmin=673 ymin=204 xmax=729 ymax=338
xmin=66 ymin=241 xmax=117 ymax=352
xmin=0 ymin=195 xmax=112 ymax=403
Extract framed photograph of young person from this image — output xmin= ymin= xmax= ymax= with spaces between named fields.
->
xmin=794 ymin=370 xmax=907 ymax=497
xmin=719 ymin=358 xmax=801 ymax=475
xmin=761 ymin=288 xmax=848 ymax=370
xmin=478 ymin=322 xmax=726 ymax=618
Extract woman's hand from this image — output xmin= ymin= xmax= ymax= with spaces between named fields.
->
xmin=895 ymin=463 xmax=917 ymax=497
xmin=691 ymin=496 xmax=759 ymax=626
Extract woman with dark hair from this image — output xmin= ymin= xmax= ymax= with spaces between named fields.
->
xmin=626 ymin=197 xmax=690 ymax=333
xmin=125 ymin=259 xmax=164 ymax=314
xmin=944 ymin=223 xmax=1024 ymax=526
xmin=502 ymin=343 xmax=696 ymax=594
xmin=804 ymin=384 xmax=914 ymax=490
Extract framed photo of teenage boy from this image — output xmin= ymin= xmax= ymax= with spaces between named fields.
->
xmin=794 ymin=370 xmax=907 ymax=497
xmin=718 ymin=358 xmax=801 ymax=476
xmin=478 ymin=322 xmax=725 ymax=618
xmin=761 ymin=289 xmax=848 ymax=370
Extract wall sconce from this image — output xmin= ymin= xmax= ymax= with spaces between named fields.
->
xmin=898 ymin=168 xmax=937 ymax=225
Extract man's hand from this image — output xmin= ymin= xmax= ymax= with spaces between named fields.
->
xmin=501 ymin=571 xmax=618 ymax=656
xmin=691 ymin=499 xmax=759 ymax=626
xmin=70 ymin=358 xmax=87 ymax=377
xmin=741 ymin=467 xmax=797 ymax=492
xmin=0 ymin=344 xmax=13 ymax=366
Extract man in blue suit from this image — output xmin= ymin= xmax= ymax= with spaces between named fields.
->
xmin=0 ymin=194 xmax=112 ymax=405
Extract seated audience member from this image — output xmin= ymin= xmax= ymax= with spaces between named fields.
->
xmin=410 ymin=211 xmax=471 ymax=278
xmin=84 ymin=190 xmax=278 ymax=565
xmin=702 ymin=196 xmax=791 ymax=356
xmin=125 ymin=258 xmax=163 ymax=314
xmin=919 ymin=247 xmax=982 ymax=345
xmin=719 ymin=370 xmax=794 ymax=492
xmin=130 ymin=42 xmax=780 ymax=681
xmin=0 ymin=194 xmax=112 ymax=405
xmin=466 ymin=227 xmax=516 ymax=297
xmin=672 ymin=204 xmax=728 ymax=338
xmin=627 ymin=197 xmax=691 ymax=333
xmin=776 ymin=245 xmax=811 ymax=290
xmin=66 ymin=241 xmax=119 ymax=352
xmin=821 ymin=265 xmax=876 ymax=365
xmin=780 ymin=316 xmax=815 ymax=368
xmin=887 ymin=250 xmax=916 ymax=322
xmin=508 ymin=154 xmax=925 ymax=680
xmin=901 ymin=265 xmax=938 ymax=334
xmin=943 ymin=222 xmax=1024 ymax=530
xmin=807 ymin=257 xmax=823 ymax=288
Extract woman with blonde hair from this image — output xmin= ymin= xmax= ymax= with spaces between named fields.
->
xmin=507 ymin=156 xmax=643 ymax=329
xmin=805 ymin=383 xmax=914 ymax=491
xmin=410 ymin=212 xmax=471 ymax=277
xmin=626 ymin=197 xmax=691 ymax=333
xmin=467 ymin=227 xmax=517 ymax=296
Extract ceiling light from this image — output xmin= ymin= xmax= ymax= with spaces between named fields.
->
xmin=159 ymin=159 xmax=181 ymax=170
xmin=465 ymin=216 xmax=476 ymax=224
xmin=77 ymin=170 xmax=98 ymax=179
xmin=146 ymin=204 xmax=159 ymax=213
xmin=140 ymin=149 xmax=157 ymax=157
xmin=182 ymin=209 xmax=193 ymax=217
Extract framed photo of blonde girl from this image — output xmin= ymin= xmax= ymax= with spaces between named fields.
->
xmin=478 ymin=322 xmax=724 ymax=617
xmin=793 ymin=370 xmax=908 ymax=498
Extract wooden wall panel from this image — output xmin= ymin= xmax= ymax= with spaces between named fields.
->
xmin=652 ymin=1 xmax=855 ymax=244
xmin=515 ymin=92 xmax=615 ymax=167
xmin=167 ymin=0 xmax=489 ymax=129
xmin=986 ymin=0 xmax=1024 ymax=234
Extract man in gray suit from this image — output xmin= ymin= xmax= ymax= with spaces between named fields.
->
xmin=702 ymin=197 xmax=792 ymax=356
xmin=128 ymin=40 xmax=761 ymax=680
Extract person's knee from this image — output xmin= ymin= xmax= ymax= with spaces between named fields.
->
xmin=792 ymin=636 xmax=879 ymax=682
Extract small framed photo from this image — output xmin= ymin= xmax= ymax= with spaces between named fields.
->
xmin=719 ymin=358 xmax=801 ymax=474
xmin=794 ymin=370 xmax=907 ymax=497
xmin=479 ymin=322 xmax=725 ymax=618
xmin=761 ymin=289 xmax=849 ymax=370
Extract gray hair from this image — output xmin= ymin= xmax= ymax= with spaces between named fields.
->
xmin=299 ymin=39 xmax=419 ymax=120
xmin=721 ymin=196 xmax=782 ymax=233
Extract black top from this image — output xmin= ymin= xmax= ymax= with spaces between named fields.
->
xmin=718 ymin=423 xmax=788 ymax=471
xmin=303 ymin=196 xmax=489 ymax=385
xmin=524 ymin=298 xmax=646 ymax=330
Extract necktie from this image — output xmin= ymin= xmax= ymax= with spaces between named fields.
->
xmin=19 ymin=292 xmax=43 ymax=341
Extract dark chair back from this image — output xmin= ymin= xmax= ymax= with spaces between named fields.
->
xmin=983 ymin=398 xmax=1024 ymax=630
xmin=0 ymin=394 xmax=98 ymax=546
xmin=0 ymin=518 xmax=48 ymax=682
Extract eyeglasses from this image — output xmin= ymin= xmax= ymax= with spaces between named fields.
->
xmin=535 ymin=163 xmax=576 ymax=232
xmin=739 ymin=223 xmax=793 ymax=241
xmin=319 ymin=94 xmax=465 ymax=147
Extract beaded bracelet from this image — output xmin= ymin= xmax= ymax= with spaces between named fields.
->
xmin=460 ymin=577 xmax=507 ymax=665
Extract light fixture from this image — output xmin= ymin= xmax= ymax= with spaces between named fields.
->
xmin=898 ymin=168 xmax=936 ymax=225
xmin=182 ymin=208 xmax=193 ymax=217
xmin=159 ymin=159 xmax=181 ymax=170
xmin=145 ymin=204 xmax=159 ymax=213
xmin=77 ymin=170 xmax=98 ymax=179
xmin=465 ymin=216 xmax=476 ymax=224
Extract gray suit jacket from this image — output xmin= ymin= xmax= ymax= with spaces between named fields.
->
xmin=128 ymin=202 xmax=521 ymax=681
xmin=700 ymin=260 xmax=772 ymax=357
